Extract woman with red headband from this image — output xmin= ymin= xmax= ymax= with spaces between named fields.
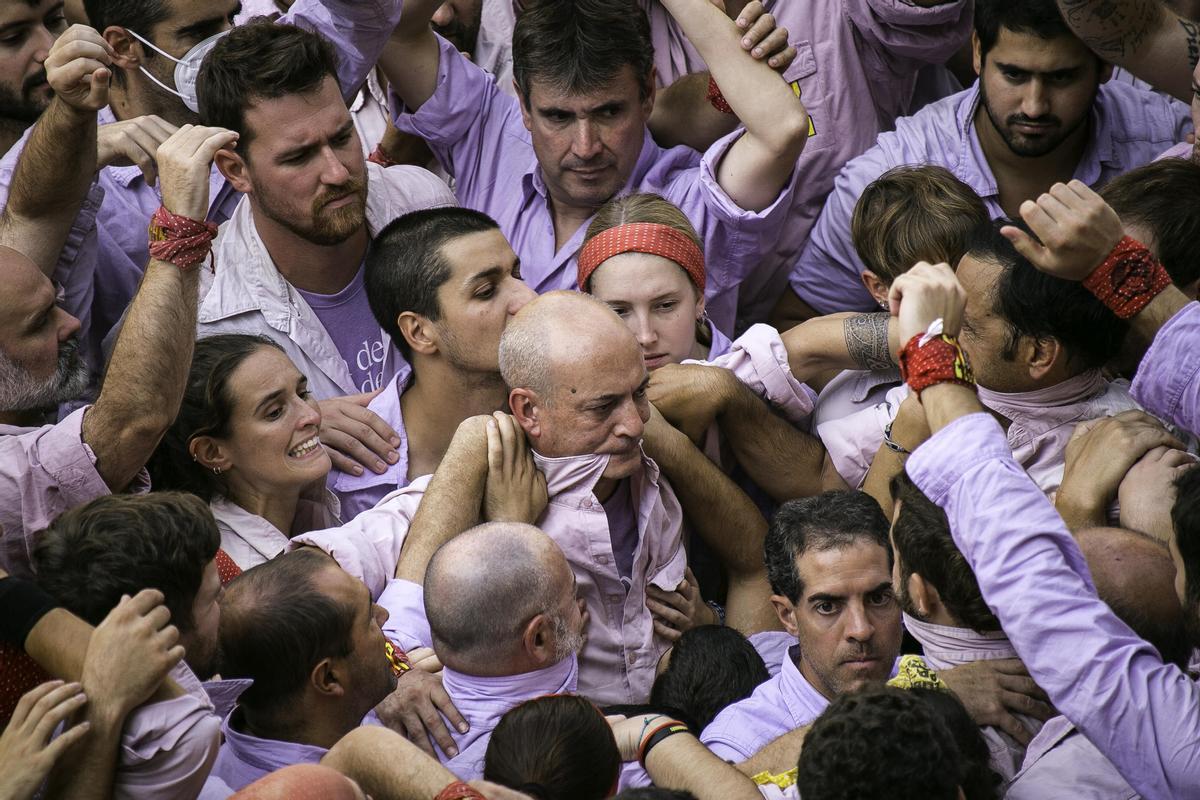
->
xmin=578 ymin=194 xmax=732 ymax=370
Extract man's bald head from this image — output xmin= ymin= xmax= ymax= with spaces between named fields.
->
xmin=499 ymin=290 xmax=641 ymax=402
xmin=424 ymin=522 xmax=578 ymax=673
xmin=1077 ymin=527 xmax=1190 ymax=668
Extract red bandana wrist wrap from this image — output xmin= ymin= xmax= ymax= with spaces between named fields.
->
xmin=578 ymin=222 xmax=706 ymax=292
xmin=706 ymin=75 xmax=734 ymax=115
xmin=148 ymin=206 xmax=218 ymax=271
xmin=434 ymin=781 xmax=485 ymax=800
xmin=367 ymin=145 xmax=399 ymax=168
xmin=899 ymin=332 xmax=976 ymax=396
xmin=1081 ymin=236 xmax=1172 ymax=319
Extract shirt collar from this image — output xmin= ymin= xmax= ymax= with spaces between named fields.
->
xmin=902 ymin=613 xmax=1017 ymax=671
xmin=779 ymin=644 xmax=832 ymax=727
xmin=209 ymin=496 xmax=291 ymax=561
xmin=533 ymin=446 xmax=660 ymax=501
xmin=441 ymin=654 xmax=579 ymax=721
xmin=220 ymin=708 xmax=329 ymax=772
xmin=977 ymin=370 xmax=1107 ymax=423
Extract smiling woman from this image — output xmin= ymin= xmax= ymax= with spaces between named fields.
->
xmin=147 ymin=333 xmax=342 ymax=572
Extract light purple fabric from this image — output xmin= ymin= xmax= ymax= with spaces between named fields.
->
xmin=907 ymin=412 xmax=1200 ymax=798
xmin=295 ymin=266 xmax=389 ymax=394
xmin=0 ymin=407 xmax=150 ymax=577
xmin=903 ymin=614 xmax=1040 ymax=782
xmin=820 ymin=370 xmax=1141 ymax=493
xmin=789 ymin=81 xmax=1192 ymax=314
xmin=1007 ymin=715 xmax=1139 ymax=800
xmin=1155 ymin=141 xmax=1192 ymax=161
xmin=300 ymin=449 xmax=687 ymax=705
xmin=209 ymin=709 xmax=330 ymax=791
xmin=748 ymin=630 xmax=794 ymax=678
xmin=330 ymin=369 xmax=414 ymax=520
xmin=1131 ymin=301 xmax=1200 ymax=437
xmin=642 ymin=0 xmax=973 ymax=322
xmin=700 ymin=644 xmax=829 ymax=760
xmin=210 ymin=492 xmax=342 ymax=571
xmin=393 ymin=35 xmax=800 ymax=336
xmin=4 ymin=0 xmax=406 ymax=358
xmin=198 ymin=162 xmax=447 ymax=400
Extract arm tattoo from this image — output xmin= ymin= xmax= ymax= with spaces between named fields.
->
xmin=1058 ymin=0 xmax=1162 ymax=60
xmin=844 ymin=313 xmax=893 ymax=371
xmin=1181 ymin=18 xmax=1200 ymax=69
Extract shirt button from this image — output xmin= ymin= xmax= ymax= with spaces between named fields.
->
xmin=596 ymin=555 xmax=609 ymax=564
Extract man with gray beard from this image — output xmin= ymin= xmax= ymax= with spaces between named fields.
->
xmin=0 ymin=25 xmax=238 ymax=578
xmin=375 ymin=522 xmax=587 ymax=780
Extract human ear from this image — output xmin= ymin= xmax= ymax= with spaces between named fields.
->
xmin=399 ymin=312 xmax=438 ymax=357
xmin=770 ymin=595 xmax=800 ymax=637
xmin=190 ymin=436 xmax=232 ymax=474
xmin=215 ymin=149 xmax=252 ymax=194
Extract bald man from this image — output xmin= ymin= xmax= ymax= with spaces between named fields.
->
xmin=372 ymin=523 xmax=584 ymax=779
xmin=1007 ymin=527 xmax=1190 ymax=799
xmin=0 ymin=122 xmax=236 ymax=578
xmin=302 ymin=292 xmax=688 ymax=706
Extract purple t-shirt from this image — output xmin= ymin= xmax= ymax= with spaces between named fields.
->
xmin=602 ymin=477 xmax=639 ymax=587
xmin=296 ymin=266 xmax=389 ymax=393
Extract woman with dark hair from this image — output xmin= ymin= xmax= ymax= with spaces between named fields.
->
xmin=148 ymin=334 xmax=340 ymax=571
xmin=484 ymin=695 xmax=621 ymax=800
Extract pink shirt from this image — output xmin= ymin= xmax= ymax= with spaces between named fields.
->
xmin=210 ymin=492 xmax=342 ymax=572
xmin=0 ymin=407 xmax=148 ymax=577
xmin=1007 ymin=715 xmax=1139 ymax=800
xmin=330 ymin=370 xmax=414 ymax=521
xmin=298 ymin=449 xmax=687 ymax=705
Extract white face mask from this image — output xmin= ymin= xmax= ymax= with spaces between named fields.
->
xmin=126 ymin=29 xmax=229 ymax=113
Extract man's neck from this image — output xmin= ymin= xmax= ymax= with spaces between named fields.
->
xmin=108 ymin=83 xmax=197 ymax=129
xmin=547 ymin=195 xmax=599 ymax=252
xmin=253 ymin=210 xmax=369 ymax=295
xmin=240 ymin=702 xmax=353 ymax=751
xmin=400 ymin=362 xmax=508 ymax=480
xmin=973 ymin=105 xmax=1091 ymax=218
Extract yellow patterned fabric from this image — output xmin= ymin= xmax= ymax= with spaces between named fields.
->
xmin=887 ymin=654 xmax=948 ymax=691
xmin=751 ymin=768 xmax=798 ymax=789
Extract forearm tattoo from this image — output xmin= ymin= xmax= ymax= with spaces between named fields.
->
xmin=844 ymin=313 xmax=893 ymax=371
xmin=1181 ymin=18 xmax=1200 ymax=69
xmin=1058 ymin=0 xmax=1159 ymax=61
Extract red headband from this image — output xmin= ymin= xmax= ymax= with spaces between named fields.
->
xmin=577 ymin=222 xmax=706 ymax=292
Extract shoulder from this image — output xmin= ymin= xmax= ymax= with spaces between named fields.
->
xmin=367 ymin=163 xmax=457 ymax=220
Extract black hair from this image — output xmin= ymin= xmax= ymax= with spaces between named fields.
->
xmin=512 ymin=0 xmax=654 ymax=106
xmin=33 ymin=492 xmax=219 ymax=633
xmin=365 ymin=207 xmax=501 ymax=360
xmin=83 ymin=0 xmax=169 ymax=40
xmin=974 ymin=0 xmax=1074 ymax=60
xmin=217 ymin=548 xmax=356 ymax=716
xmin=650 ymin=625 xmax=769 ymax=730
xmin=798 ymin=686 xmax=963 ymax=800
xmin=1172 ymin=466 xmax=1200 ymax=621
xmin=147 ymin=334 xmax=285 ymax=503
xmin=890 ymin=471 xmax=1001 ymax=633
xmin=909 ymin=688 xmax=1003 ymax=800
xmin=968 ymin=219 xmax=1127 ymax=370
xmin=765 ymin=491 xmax=892 ymax=603
xmin=484 ymin=694 xmax=621 ymax=800
xmin=197 ymin=21 xmax=340 ymax=152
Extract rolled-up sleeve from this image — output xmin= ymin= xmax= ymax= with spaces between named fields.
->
xmin=691 ymin=324 xmax=816 ymax=426
xmin=280 ymin=0 xmax=400 ymax=103
xmin=908 ymin=413 xmax=1200 ymax=799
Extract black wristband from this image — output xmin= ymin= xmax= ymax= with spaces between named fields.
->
xmin=0 ymin=576 xmax=60 ymax=647
xmin=639 ymin=721 xmax=691 ymax=767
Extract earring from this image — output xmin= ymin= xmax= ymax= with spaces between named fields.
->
xmin=878 ymin=299 xmax=889 ymax=311
xmin=212 ymin=466 xmax=223 ymax=476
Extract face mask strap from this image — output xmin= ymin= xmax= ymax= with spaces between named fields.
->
xmin=125 ymin=28 xmax=185 ymax=64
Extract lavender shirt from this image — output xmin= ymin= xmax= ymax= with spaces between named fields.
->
xmin=1007 ymin=715 xmax=1139 ymax=799
xmin=789 ymin=80 xmax=1192 ymax=313
xmin=0 ymin=0 xmax=407 ymax=356
xmin=1130 ymin=301 xmax=1200 ymax=436
xmin=638 ymin=0 xmax=973 ymax=323
xmin=0 ymin=408 xmax=148 ymax=577
xmin=330 ymin=369 xmax=414 ymax=521
xmin=700 ymin=644 xmax=830 ymax=761
xmin=907 ymin=412 xmax=1200 ymax=798
xmin=394 ymin=35 xmax=800 ymax=335
xmin=209 ymin=709 xmax=331 ymax=792
xmin=295 ymin=266 xmax=389 ymax=394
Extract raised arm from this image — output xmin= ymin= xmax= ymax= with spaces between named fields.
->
xmin=82 ymin=125 xmax=238 ymax=491
xmin=657 ymin=0 xmax=808 ymax=211
xmin=378 ymin=0 xmax=445 ymax=112
xmin=1056 ymin=0 xmax=1195 ymax=102
xmin=0 ymin=26 xmax=109 ymax=276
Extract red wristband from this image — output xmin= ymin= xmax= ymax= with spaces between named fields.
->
xmin=706 ymin=76 xmax=734 ymax=115
xmin=435 ymin=780 xmax=485 ymax=800
xmin=1081 ymin=236 xmax=1172 ymax=320
xmin=367 ymin=145 xmax=398 ymax=168
xmin=899 ymin=332 xmax=975 ymax=396
xmin=147 ymin=206 xmax=218 ymax=271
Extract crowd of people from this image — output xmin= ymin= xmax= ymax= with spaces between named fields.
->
xmin=0 ymin=0 xmax=1198 ymax=796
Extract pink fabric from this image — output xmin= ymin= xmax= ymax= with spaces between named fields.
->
xmin=212 ymin=491 xmax=342 ymax=572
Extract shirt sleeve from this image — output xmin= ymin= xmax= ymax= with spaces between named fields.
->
xmin=0 ymin=408 xmax=112 ymax=578
xmin=842 ymin=0 xmax=972 ymax=82
xmin=689 ymin=324 xmax=816 ymax=427
xmin=786 ymin=141 xmax=896 ymax=314
xmin=1130 ymin=302 xmax=1200 ymax=437
xmin=378 ymin=578 xmax=433 ymax=652
xmin=279 ymin=0 xmax=400 ymax=104
xmin=907 ymin=412 xmax=1200 ymax=799
xmin=394 ymin=34 xmax=527 ymax=204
